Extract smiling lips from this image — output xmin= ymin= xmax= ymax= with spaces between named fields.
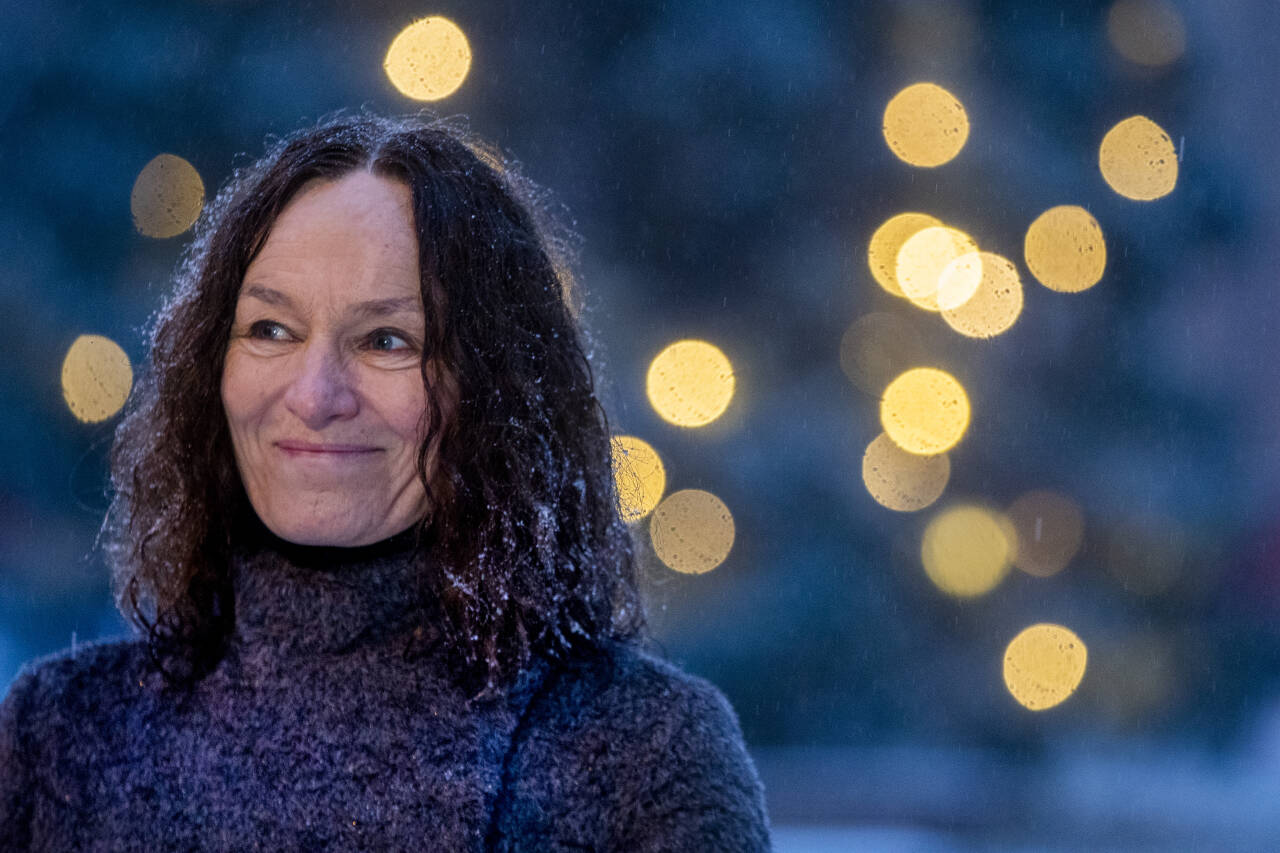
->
xmin=276 ymin=440 xmax=381 ymax=455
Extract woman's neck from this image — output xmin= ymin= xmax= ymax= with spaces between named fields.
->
xmin=229 ymin=514 xmax=432 ymax=659
xmin=242 ymin=515 xmax=427 ymax=569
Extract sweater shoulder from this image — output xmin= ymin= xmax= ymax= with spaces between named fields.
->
xmin=1 ymin=637 xmax=150 ymax=848
xmin=496 ymin=642 xmax=771 ymax=852
xmin=2 ymin=636 xmax=150 ymax=722
xmin=540 ymin=641 xmax=744 ymax=735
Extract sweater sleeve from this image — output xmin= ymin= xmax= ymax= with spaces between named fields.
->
xmin=493 ymin=645 xmax=772 ymax=852
xmin=0 ymin=668 xmax=36 ymax=853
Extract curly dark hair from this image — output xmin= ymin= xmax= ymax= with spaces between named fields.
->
xmin=102 ymin=113 xmax=644 ymax=696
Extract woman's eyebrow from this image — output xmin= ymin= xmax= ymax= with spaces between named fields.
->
xmin=240 ymin=283 xmax=293 ymax=308
xmin=239 ymin=285 xmax=419 ymax=319
xmin=350 ymin=296 xmax=420 ymax=319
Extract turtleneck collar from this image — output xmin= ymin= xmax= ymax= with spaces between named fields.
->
xmin=230 ymin=518 xmax=431 ymax=659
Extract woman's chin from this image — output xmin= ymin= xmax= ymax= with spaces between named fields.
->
xmin=263 ymin=514 xmax=380 ymax=548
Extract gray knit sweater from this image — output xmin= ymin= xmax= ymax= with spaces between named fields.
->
xmin=0 ymin=532 xmax=770 ymax=851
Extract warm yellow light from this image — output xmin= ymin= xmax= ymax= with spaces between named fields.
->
xmin=1006 ymin=490 xmax=1084 ymax=578
xmin=921 ymin=503 xmax=1013 ymax=597
xmin=1003 ymin=623 xmax=1088 ymax=711
xmin=646 ymin=340 xmax=735 ymax=428
xmin=611 ymin=435 xmax=666 ymax=522
xmin=838 ymin=312 xmax=929 ymax=397
xmin=649 ymin=489 xmax=735 ymax=574
xmin=880 ymin=367 xmax=970 ymax=455
xmin=882 ymin=83 xmax=970 ymax=168
xmin=868 ymin=212 xmax=942 ymax=298
xmin=934 ymin=253 xmax=985 ymax=312
xmin=61 ymin=334 xmax=132 ymax=423
xmin=940 ymin=252 xmax=1024 ymax=338
xmin=862 ymin=432 xmax=949 ymax=512
xmin=1099 ymin=115 xmax=1178 ymax=201
xmin=384 ymin=17 xmax=472 ymax=101
xmin=896 ymin=226 xmax=980 ymax=312
xmin=1024 ymin=205 xmax=1107 ymax=293
xmin=1107 ymin=0 xmax=1186 ymax=67
xmin=130 ymin=154 xmax=204 ymax=239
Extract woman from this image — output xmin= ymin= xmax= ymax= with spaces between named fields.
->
xmin=0 ymin=114 xmax=771 ymax=851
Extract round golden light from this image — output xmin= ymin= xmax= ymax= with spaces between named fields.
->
xmin=1106 ymin=0 xmax=1186 ymax=68
xmin=611 ymin=435 xmax=666 ymax=522
xmin=934 ymin=252 xmax=985 ymax=312
xmin=1003 ymin=623 xmax=1088 ymax=711
xmin=940 ymin=252 xmax=1024 ymax=338
xmin=646 ymin=340 xmax=735 ymax=428
xmin=61 ymin=334 xmax=133 ymax=423
xmin=862 ymin=432 xmax=949 ymax=512
xmin=1024 ymin=205 xmax=1107 ymax=293
xmin=838 ymin=312 xmax=929 ymax=397
xmin=130 ymin=154 xmax=204 ymax=239
xmin=1006 ymin=490 xmax=1084 ymax=578
xmin=384 ymin=17 xmax=472 ymax=101
xmin=1099 ymin=115 xmax=1178 ymax=201
xmin=880 ymin=367 xmax=970 ymax=455
xmin=920 ymin=503 xmax=1013 ymax=597
xmin=867 ymin=212 xmax=942 ymax=298
xmin=649 ymin=489 xmax=735 ymax=574
xmin=896 ymin=226 xmax=980 ymax=312
xmin=882 ymin=83 xmax=970 ymax=168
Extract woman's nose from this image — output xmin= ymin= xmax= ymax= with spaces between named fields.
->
xmin=282 ymin=341 xmax=359 ymax=429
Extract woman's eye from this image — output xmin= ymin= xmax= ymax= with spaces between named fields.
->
xmin=248 ymin=320 xmax=291 ymax=341
xmin=367 ymin=329 xmax=412 ymax=352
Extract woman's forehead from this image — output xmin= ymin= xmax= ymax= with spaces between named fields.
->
xmin=241 ymin=173 xmax=422 ymax=310
xmin=258 ymin=174 xmax=415 ymax=256
xmin=280 ymin=172 xmax=413 ymax=226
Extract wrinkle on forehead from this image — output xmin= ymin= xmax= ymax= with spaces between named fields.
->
xmin=242 ymin=172 xmax=423 ymax=308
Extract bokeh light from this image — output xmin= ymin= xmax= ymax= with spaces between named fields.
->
xmin=384 ymin=17 xmax=472 ymax=101
xmin=862 ymin=432 xmax=949 ymax=512
xmin=882 ymin=83 xmax=970 ymax=168
xmin=1099 ymin=115 xmax=1178 ymax=201
xmin=646 ymin=339 xmax=735 ymax=428
xmin=868 ymin=212 xmax=942 ymax=298
xmin=940 ymin=252 xmax=1024 ymax=338
xmin=1024 ymin=205 xmax=1107 ymax=293
xmin=611 ymin=435 xmax=666 ymax=522
xmin=933 ymin=252 xmax=985 ymax=312
xmin=61 ymin=334 xmax=132 ymax=423
xmin=896 ymin=226 xmax=980 ymax=312
xmin=1006 ymin=490 xmax=1084 ymax=578
xmin=130 ymin=154 xmax=204 ymax=239
xmin=649 ymin=489 xmax=735 ymax=574
xmin=839 ymin=312 xmax=930 ymax=397
xmin=1106 ymin=0 xmax=1186 ymax=68
xmin=1003 ymin=623 xmax=1088 ymax=711
xmin=880 ymin=367 xmax=970 ymax=455
xmin=921 ymin=503 xmax=1013 ymax=597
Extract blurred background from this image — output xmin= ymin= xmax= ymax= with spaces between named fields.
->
xmin=3 ymin=0 xmax=1279 ymax=848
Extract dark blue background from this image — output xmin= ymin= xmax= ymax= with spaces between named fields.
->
xmin=3 ymin=0 xmax=1277 ymax=845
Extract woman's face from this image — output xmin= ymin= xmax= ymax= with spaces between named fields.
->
xmin=221 ymin=171 xmax=431 ymax=547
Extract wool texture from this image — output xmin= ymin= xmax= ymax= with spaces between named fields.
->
xmin=0 ymin=531 xmax=771 ymax=851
